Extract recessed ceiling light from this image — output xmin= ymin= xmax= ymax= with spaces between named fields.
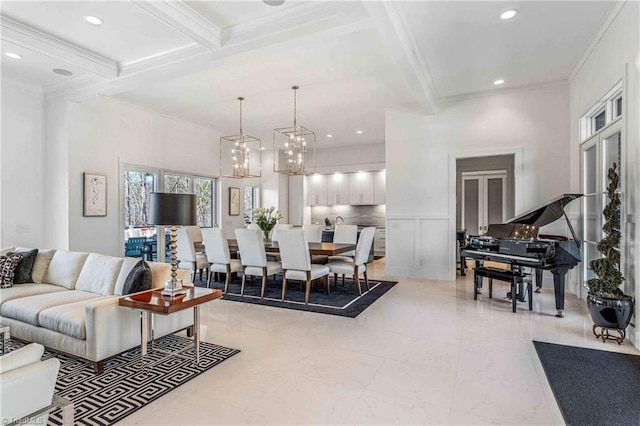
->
xmin=52 ymin=68 xmax=73 ymax=76
xmin=326 ymin=134 xmax=333 ymax=138
xmin=356 ymin=130 xmax=363 ymax=134
xmin=263 ymin=0 xmax=285 ymax=6
xmin=5 ymin=52 xmax=22 ymax=59
xmin=84 ymin=15 xmax=103 ymax=25
xmin=500 ymin=9 xmax=518 ymax=20
xmin=493 ymin=79 xmax=505 ymax=85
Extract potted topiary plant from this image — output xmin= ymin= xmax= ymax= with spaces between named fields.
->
xmin=586 ymin=163 xmax=634 ymax=344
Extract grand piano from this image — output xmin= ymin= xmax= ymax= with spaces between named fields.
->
xmin=461 ymin=194 xmax=582 ymax=317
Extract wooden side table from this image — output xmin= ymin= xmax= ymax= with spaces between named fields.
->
xmin=118 ymin=286 xmax=222 ymax=365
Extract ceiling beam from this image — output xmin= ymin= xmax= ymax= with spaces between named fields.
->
xmin=0 ymin=16 xmax=118 ymax=79
xmin=129 ymin=0 xmax=221 ymax=51
xmin=363 ymin=2 xmax=439 ymax=115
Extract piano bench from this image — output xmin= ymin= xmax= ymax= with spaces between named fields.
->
xmin=473 ymin=267 xmax=532 ymax=313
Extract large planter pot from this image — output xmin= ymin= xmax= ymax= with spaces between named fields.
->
xmin=587 ymin=293 xmax=634 ymax=343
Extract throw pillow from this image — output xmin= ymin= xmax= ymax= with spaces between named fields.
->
xmin=10 ymin=249 xmax=38 ymax=284
xmin=0 ymin=254 xmax=23 ymax=288
xmin=121 ymin=259 xmax=152 ymax=295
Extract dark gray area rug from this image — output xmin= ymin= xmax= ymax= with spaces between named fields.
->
xmin=533 ymin=340 xmax=640 ymax=426
xmin=12 ymin=335 xmax=239 ymax=425
xmin=194 ymin=275 xmax=397 ymax=317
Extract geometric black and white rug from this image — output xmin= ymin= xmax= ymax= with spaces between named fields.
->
xmin=12 ymin=335 xmax=239 ymax=425
xmin=195 ymin=276 xmax=397 ymax=318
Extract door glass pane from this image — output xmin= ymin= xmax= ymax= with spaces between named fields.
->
xmin=604 ymin=131 xmax=621 ymax=190
xmin=584 ymin=145 xmax=597 ymax=194
xmin=124 ymin=170 xmax=156 ymax=227
xmin=164 ymin=174 xmax=191 ymax=193
xmin=585 ymin=195 xmax=598 ymax=243
xmin=463 ymin=179 xmax=479 ymax=235
xmin=487 ymin=178 xmax=504 ymax=225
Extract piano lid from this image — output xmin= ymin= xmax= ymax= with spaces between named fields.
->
xmin=505 ymin=194 xmax=583 ymax=227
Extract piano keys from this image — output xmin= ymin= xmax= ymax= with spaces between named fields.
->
xmin=461 ymin=194 xmax=582 ymax=317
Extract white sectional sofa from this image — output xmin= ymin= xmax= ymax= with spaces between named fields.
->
xmin=0 ymin=248 xmax=193 ymax=373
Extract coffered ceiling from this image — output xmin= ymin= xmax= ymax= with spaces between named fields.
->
xmin=0 ymin=0 xmax=616 ymax=147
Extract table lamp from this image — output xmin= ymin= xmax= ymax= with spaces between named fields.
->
xmin=149 ymin=192 xmax=197 ymax=297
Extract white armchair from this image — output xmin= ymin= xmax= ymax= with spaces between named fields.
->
xmin=0 ymin=343 xmax=74 ymax=426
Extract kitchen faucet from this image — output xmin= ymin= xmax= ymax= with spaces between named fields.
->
xmin=335 ymin=216 xmax=344 ymax=225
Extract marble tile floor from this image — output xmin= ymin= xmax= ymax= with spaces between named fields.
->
xmin=119 ymin=259 xmax=639 ymax=425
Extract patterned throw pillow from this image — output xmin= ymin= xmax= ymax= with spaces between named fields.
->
xmin=0 ymin=253 xmax=23 ymax=288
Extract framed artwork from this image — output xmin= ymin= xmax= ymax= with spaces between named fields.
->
xmin=83 ymin=173 xmax=107 ymax=217
xmin=229 ymin=187 xmax=240 ymax=216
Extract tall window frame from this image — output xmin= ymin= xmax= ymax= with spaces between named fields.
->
xmin=243 ymin=186 xmax=260 ymax=224
xmin=579 ymin=80 xmax=625 ymax=299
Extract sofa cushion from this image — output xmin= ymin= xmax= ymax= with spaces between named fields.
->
xmin=43 ymin=251 xmax=89 ymax=289
xmin=0 ymin=254 xmax=22 ymax=288
xmin=27 ymin=249 xmax=56 ymax=284
xmin=11 ymin=249 xmax=38 ymax=284
xmin=121 ymin=260 xmax=152 ymax=295
xmin=75 ymin=253 xmax=124 ymax=295
xmin=0 ymin=283 xmax=66 ymax=307
xmin=0 ymin=247 xmax=15 ymax=256
xmin=1 ymin=290 xmax=101 ymax=326
xmin=38 ymin=296 xmax=110 ymax=340
xmin=114 ymin=257 xmax=140 ymax=296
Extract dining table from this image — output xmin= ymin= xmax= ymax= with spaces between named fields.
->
xmin=226 ymin=240 xmax=356 ymax=256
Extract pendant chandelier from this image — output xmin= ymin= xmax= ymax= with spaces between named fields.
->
xmin=220 ymin=97 xmax=262 ymax=179
xmin=273 ymin=85 xmax=316 ymax=175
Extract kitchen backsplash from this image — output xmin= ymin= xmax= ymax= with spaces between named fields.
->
xmin=311 ymin=205 xmax=386 ymax=228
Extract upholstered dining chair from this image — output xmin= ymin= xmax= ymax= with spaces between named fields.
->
xmin=327 ymin=227 xmax=375 ymax=295
xmin=271 ymin=223 xmax=294 ymax=242
xmin=124 ymin=237 xmax=146 ymax=258
xmin=176 ymin=227 xmax=209 ymax=283
xmin=235 ymin=228 xmax=283 ymax=298
xmin=328 ymin=224 xmax=358 ymax=262
xmin=201 ymin=228 xmax=243 ymax=293
xmin=278 ymin=230 xmax=330 ymax=304
xmin=303 ymin=224 xmax=327 ymax=264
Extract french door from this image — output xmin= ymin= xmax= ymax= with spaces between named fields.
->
xmin=581 ymin=120 xmax=623 ymax=299
xmin=462 ymin=171 xmax=507 ymax=235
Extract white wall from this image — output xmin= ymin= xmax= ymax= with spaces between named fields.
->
xmin=568 ymin=1 xmax=639 ymax=347
xmin=386 ymin=84 xmax=570 ymax=280
xmin=65 ymin=98 xmax=224 ymax=255
xmin=0 ymin=80 xmax=45 ymax=248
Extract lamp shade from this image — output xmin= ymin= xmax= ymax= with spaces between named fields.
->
xmin=149 ymin=193 xmax=197 ymax=226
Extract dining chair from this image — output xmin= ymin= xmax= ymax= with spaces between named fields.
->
xmin=247 ymin=224 xmax=260 ymax=230
xmin=201 ymin=228 xmax=242 ymax=293
xmin=303 ymin=224 xmax=327 ymax=264
xmin=271 ymin=224 xmax=294 ymax=242
xmin=176 ymin=227 xmax=209 ymax=283
xmin=124 ymin=237 xmax=146 ymax=258
xmin=185 ymin=225 xmax=203 ymax=244
xmin=235 ymin=228 xmax=283 ymax=298
xmin=327 ymin=227 xmax=375 ymax=295
xmin=328 ymin=224 xmax=358 ymax=262
xmin=278 ymin=230 xmax=330 ymax=304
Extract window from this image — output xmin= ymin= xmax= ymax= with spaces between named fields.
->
xmin=580 ymin=82 xmax=622 ymax=141
xmin=124 ymin=166 xmax=218 ymax=231
xmin=123 ymin=169 xmax=157 ymax=227
xmin=243 ymin=186 xmax=259 ymax=224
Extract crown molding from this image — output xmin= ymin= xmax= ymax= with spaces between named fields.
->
xmin=363 ymin=2 xmax=438 ymax=115
xmin=222 ymin=2 xmax=369 ymax=47
xmin=129 ymin=0 xmax=221 ymax=51
xmin=0 ymin=16 xmax=118 ymax=79
xmin=437 ymin=80 xmax=568 ymax=104
xmin=568 ymin=1 xmax=626 ymax=83
xmin=44 ymin=74 xmax=109 ymax=101
xmin=119 ymin=43 xmax=209 ymax=76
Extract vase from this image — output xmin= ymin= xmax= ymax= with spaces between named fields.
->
xmin=262 ymin=229 xmax=272 ymax=245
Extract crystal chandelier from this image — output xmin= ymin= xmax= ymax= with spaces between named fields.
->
xmin=273 ymin=86 xmax=316 ymax=175
xmin=220 ymin=97 xmax=262 ymax=178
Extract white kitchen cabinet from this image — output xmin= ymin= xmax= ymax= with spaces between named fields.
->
xmin=306 ymin=174 xmax=327 ymax=206
xmin=374 ymin=170 xmax=386 ymax=204
xmin=327 ymin=173 xmax=349 ymax=205
xmin=348 ymin=172 xmax=374 ymax=205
